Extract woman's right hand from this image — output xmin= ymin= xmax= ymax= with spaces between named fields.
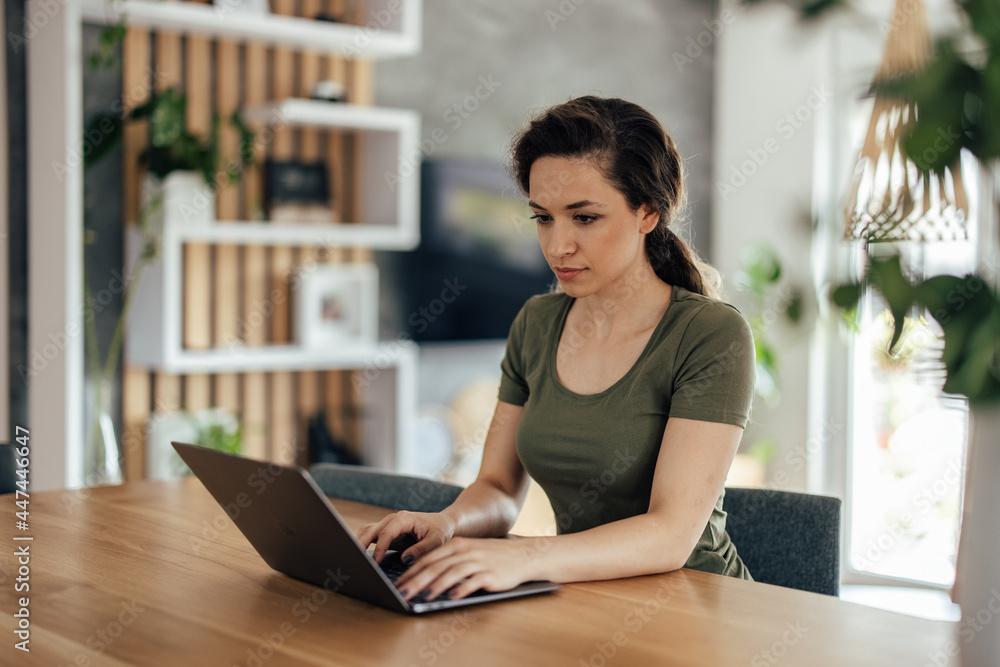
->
xmin=356 ymin=510 xmax=457 ymax=566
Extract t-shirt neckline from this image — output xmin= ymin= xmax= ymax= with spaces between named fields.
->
xmin=549 ymin=285 xmax=685 ymax=400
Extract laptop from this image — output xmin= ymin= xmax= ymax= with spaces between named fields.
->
xmin=171 ymin=442 xmax=561 ymax=614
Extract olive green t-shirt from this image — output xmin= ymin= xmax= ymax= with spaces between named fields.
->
xmin=498 ymin=286 xmax=756 ymax=580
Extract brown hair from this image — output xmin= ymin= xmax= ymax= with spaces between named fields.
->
xmin=509 ymin=96 xmax=721 ymax=298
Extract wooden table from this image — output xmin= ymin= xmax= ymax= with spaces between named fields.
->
xmin=0 ymin=478 xmax=957 ymax=666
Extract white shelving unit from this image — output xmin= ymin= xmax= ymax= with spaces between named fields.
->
xmin=121 ymin=97 xmax=424 ymax=468
xmin=80 ymin=0 xmax=422 ymax=59
xmin=25 ymin=0 xmax=424 ymax=487
xmin=122 ymin=99 xmax=423 ymax=469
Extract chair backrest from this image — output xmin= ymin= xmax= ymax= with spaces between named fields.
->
xmin=722 ymin=487 xmax=842 ymax=596
xmin=308 ymin=463 xmax=463 ymax=513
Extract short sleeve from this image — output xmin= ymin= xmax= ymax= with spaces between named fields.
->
xmin=668 ymin=303 xmax=756 ymax=428
xmin=498 ymin=302 xmax=530 ymax=406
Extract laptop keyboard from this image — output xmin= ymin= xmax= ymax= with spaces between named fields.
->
xmin=378 ymin=553 xmax=468 ymax=604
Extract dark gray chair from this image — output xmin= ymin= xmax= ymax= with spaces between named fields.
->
xmin=309 ymin=463 xmax=464 ymax=513
xmin=723 ymin=487 xmax=842 ymax=596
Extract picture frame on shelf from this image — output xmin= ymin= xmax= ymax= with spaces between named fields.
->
xmin=295 ymin=263 xmax=378 ymax=350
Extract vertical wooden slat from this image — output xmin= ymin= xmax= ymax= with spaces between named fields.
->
xmin=184 ymin=374 xmax=212 ymax=411
xmin=324 ymin=370 xmax=345 ymax=450
xmin=348 ymin=57 xmax=375 ymax=265
xmin=183 ymin=38 xmax=214 ymax=352
xmin=122 ymin=368 xmax=151 ymax=480
xmin=343 ymin=37 xmax=375 ymax=452
xmin=297 ymin=30 xmax=325 ymax=465
xmin=322 ymin=0 xmax=350 ymax=454
xmin=153 ymin=30 xmax=185 ymax=450
xmin=242 ymin=42 xmax=269 ymax=460
xmin=326 ymin=53 xmax=349 ymax=247
xmin=298 ymin=370 xmax=321 ymax=467
xmin=215 ymin=39 xmax=242 ymax=416
xmin=183 ymin=34 xmax=214 ymax=413
xmin=122 ymin=28 xmax=152 ymax=480
xmin=269 ymin=0 xmax=298 ymax=465
xmin=153 ymin=375 xmax=183 ymax=417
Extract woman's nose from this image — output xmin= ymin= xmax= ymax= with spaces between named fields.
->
xmin=545 ymin=221 xmax=576 ymax=257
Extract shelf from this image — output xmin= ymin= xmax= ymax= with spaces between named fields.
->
xmin=172 ymin=221 xmax=417 ymax=249
xmin=131 ymin=340 xmax=417 ymax=374
xmin=242 ymin=99 xmax=418 ymax=131
xmin=233 ymin=99 xmax=421 ymax=250
xmin=79 ymin=0 xmax=422 ymax=60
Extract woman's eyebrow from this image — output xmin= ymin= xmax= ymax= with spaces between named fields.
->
xmin=564 ymin=200 xmax=606 ymax=210
xmin=527 ymin=200 xmax=606 ymax=210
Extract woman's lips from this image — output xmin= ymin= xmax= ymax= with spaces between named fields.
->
xmin=554 ymin=267 xmax=585 ymax=281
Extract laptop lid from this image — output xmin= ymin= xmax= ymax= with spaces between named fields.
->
xmin=171 ymin=442 xmax=560 ymax=614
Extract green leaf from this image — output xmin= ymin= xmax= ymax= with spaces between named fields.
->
xmin=831 ymin=282 xmax=863 ymax=309
xmin=83 ymin=112 xmax=124 ymax=169
xmin=869 ymin=255 xmax=914 ymax=351
xmin=785 ymin=291 xmax=804 ymax=323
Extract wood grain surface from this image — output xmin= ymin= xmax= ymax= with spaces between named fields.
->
xmin=0 ymin=480 xmax=958 ymax=666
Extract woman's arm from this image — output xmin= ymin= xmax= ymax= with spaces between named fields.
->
xmin=357 ymin=400 xmax=530 ymax=564
xmin=395 ymin=416 xmax=742 ymax=601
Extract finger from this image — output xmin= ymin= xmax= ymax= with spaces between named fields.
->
xmin=395 ymin=540 xmax=454 ymax=587
xmin=398 ymin=554 xmax=473 ymax=601
xmin=398 ymin=532 xmax=447 ymax=567
xmin=389 ymin=533 xmax=418 ymax=552
xmin=372 ymin=525 xmax=409 ymax=564
xmin=356 ymin=515 xmax=393 ymax=548
xmin=420 ymin=560 xmax=483 ymax=603
xmin=445 ymin=572 xmax=493 ymax=601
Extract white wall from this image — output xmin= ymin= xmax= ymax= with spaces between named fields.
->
xmin=713 ymin=0 xmax=967 ymax=493
xmin=713 ymin=0 xmax=834 ymax=492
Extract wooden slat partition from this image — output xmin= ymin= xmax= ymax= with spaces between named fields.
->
xmin=267 ymin=0 xmax=299 ymax=466
xmin=122 ymin=0 xmax=376 ymax=478
xmin=296 ymin=1 xmax=324 ymax=466
xmin=242 ymin=41 xmax=269 ymax=461
xmin=122 ymin=27 xmax=152 ymax=481
xmin=214 ymin=40 xmax=242 ymax=416
xmin=183 ymin=26 xmax=214 ymax=419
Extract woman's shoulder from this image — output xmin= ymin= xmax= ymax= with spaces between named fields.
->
xmin=670 ymin=287 xmax=751 ymax=336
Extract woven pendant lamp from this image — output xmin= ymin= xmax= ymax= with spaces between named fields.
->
xmin=843 ymin=0 xmax=970 ymax=242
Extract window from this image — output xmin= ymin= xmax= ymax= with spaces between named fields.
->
xmin=817 ymin=47 xmax=984 ymax=590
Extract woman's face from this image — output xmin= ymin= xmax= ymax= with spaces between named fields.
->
xmin=528 ymin=156 xmax=659 ymax=299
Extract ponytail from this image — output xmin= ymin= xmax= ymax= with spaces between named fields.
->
xmin=646 ymin=226 xmax=722 ymax=299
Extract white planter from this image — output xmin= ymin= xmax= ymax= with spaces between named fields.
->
xmin=953 ymin=405 xmax=1000 ymax=667
xmin=140 ymin=171 xmax=216 ymax=231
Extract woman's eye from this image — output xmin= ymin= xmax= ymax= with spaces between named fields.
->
xmin=530 ymin=214 xmax=552 ymax=224
xmin=575 ymin=214 xmax=597 ymax=224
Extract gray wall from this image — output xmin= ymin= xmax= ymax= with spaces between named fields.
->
xmin=376 ymin=0 xmax=717 ymax=256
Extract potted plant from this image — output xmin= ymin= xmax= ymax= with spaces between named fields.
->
xmin=87 ymin=86 xmax=256 ymax=227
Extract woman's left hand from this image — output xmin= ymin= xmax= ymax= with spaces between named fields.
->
xmin=394 ymin=536 xmax=549 ymax=601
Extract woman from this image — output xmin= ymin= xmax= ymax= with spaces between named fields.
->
xmin=358 ymin=96 xmax=756 ymax=602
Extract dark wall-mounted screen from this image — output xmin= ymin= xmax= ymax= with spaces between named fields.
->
xmin=402 ymin=158 xmax=554 ymax=341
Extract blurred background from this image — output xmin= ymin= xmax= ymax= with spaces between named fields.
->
xmin=6 ymin=0 xmax=997 ymax=623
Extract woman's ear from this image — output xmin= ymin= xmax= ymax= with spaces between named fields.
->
xmin=638 ymin=204 xmax=660 ymax=235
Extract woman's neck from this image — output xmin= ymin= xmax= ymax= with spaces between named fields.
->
xmin=573 ymin=261 xmax=674 ymax=340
